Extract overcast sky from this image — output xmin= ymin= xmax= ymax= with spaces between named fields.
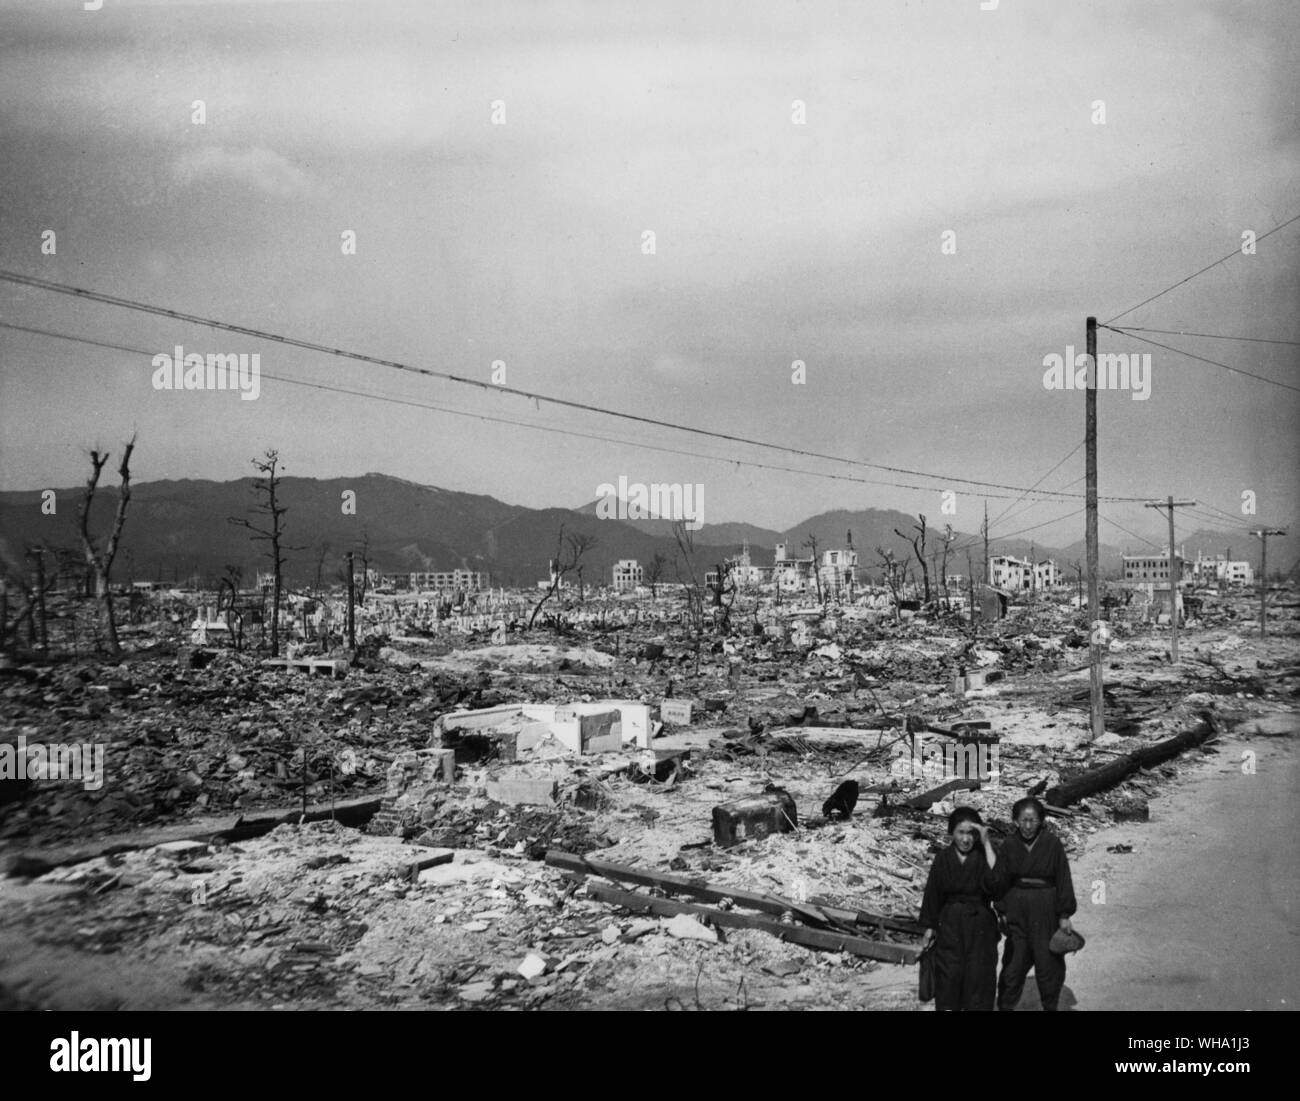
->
xmin=0 ymin=0 xmax=1296 ymax=553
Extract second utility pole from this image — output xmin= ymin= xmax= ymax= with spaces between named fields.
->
xmin=1252 ymin=528 xmax=1287 ymax=637
xmin=1144 ymin=496 xmax=1196 ymax=662
xmin=1085 ymin=317 xmax=1103 ymax=740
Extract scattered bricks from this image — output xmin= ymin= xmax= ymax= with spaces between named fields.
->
xmin=368 ymin=796 xmax=414 ymax=837
xmin=660 ymin=699 xmax=693 ymax=725
xmin=486 ymin=776 xmax=558 ymax=806
xmin=386 ymin=749 xmax=456 ymax=799
xmin=711 ymin=790 xmax=798 ymax=848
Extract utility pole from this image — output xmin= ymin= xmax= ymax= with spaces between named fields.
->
xmin=1251 ymin=528 xmax=1286 ymax=637
xmin=982 ymin=501 xmax=989 ymax=586
xmin=1144 ymin=497 xmax=1196 ymax=662
xmin=1085 ymin=317 xmax=1104 ymax=740
xmin=346 ymin=550 xmax=356 ymax=650
xmin=30 ymin=546 xmax=48 ymax=654
xmin=966 ymin=549 xmax=975 ymax=626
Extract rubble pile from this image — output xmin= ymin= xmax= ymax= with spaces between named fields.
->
xmin=1 ymin=586 xmax=1297 ymax=1009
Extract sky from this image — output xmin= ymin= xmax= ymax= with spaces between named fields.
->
xmin=0 ymin=0 xmax=1296 ymax=556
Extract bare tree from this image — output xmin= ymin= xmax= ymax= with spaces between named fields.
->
xmin=875 ymin=546 xmax=903 ymax=624
xmin=939 ymin=524 xmax=955 ymax=610
xmin=228 ymin=450 xmax=293 ymax=656
xmin=671 ymin=521 xmax=709 ymax=675
xmin=645 ymin=551 xmax=668 ymax=598
xmin=1 ymin=547 xmax=60 ymax=655
xmin=528 ymin=525 xmax=595 ymax=629
xmin=217 ymin=564 xmax=244 ymax=649
xmin=313 ymin=542 xmax=331 ymax=595
xmin=355 ymin=529 xmax=372 ymax=603
xmin=895 ymin=513 xmax=931 ymax=606
xmin=708 ymin=559 xmax=737 ymax=632
xmin=802 ymin=533 xmax=824 ymax=604
xmin=77 ymin=434 xmax=137 ymax=655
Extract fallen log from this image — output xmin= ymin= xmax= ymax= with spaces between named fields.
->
xmin=1044 ymin=714 xmax=1215 ymax=808
xmin=581 ymin=881 xmax=919 ymax=964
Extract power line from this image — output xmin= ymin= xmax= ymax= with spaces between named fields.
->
xmin=0 ymin=318 xmax=1096 ymax=505
xmin=988 ymin=470 xmax=1086 ymax=536
xmin=1102 ymin=325 xmax=1300 ymax=393
xmin=988 ymin=441 xmax=1084 ymax=530
xmin=1118 ymin=326 xmax=1300 ymax=348
xmin=946 ymin=506 xmax=1085 ymax=560
xmin=1103 ymin=211 xmax=1300 ymax=325
xmin=0 ymin=269 xmax=1149 ymax=502
xmin=1100 ymin=512 xmax=1163 ymax=551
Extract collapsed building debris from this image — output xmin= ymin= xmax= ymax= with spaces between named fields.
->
xmin=0 ymin=579 xmax=1296 ymax=1009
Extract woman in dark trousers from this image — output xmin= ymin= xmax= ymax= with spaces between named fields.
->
xmin=919 ymin=807 xmax=1000 ymax=1011
xmin=990 ymin=797 xmax=1077 ymax=1011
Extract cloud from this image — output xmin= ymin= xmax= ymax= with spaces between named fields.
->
xmin=171 ymin=145 xmax=314 ymax=198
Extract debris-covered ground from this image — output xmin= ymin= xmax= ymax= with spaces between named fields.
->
xmin=1 ymin=589 xmax=1296 ymax=1010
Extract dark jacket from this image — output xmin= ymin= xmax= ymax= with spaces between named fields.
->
xmin=987 ymin=829 xmax=1076 ymax=918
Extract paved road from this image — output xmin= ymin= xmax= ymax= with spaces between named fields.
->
xmin=1057 ymin=728 xmax=1297 ymax=1011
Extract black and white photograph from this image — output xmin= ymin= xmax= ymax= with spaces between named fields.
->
xmin=0 ymin=0 xmax=1295 ymax=1058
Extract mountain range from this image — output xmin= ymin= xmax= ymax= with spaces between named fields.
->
xmin=0 ymin=473 xmax=1288 ymax=589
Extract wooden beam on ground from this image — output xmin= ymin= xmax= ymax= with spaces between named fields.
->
xmin=545 ymin=850 xmax=920 ymax=935
xmin=902 ymin=777 xmax=981 ymax=809
xmin=4 ymin=796 xmax=385 ymax=872
xmin=582 ymin=881 xmax=919 ymax=964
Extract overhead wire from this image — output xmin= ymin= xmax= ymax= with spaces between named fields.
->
xmin=0 ymin=269 xmax=1150 ymax=501
xmin=0 ymin=318 xmax=1094 ymax=505
xmin=1102 ymin=211 xmax=1300 ymax=326
xmin=1102 ymin=325 xmax=1300 ymax=393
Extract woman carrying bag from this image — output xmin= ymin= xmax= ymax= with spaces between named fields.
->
xmin=918 ymin=807 xmax=1001 ymax=1011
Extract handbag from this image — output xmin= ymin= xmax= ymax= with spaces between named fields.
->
xmin=918 ymin=943 xmax=935 ymax=1002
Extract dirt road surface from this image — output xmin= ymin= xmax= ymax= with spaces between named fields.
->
xmin=1060 ymin=732 xmax=1297 ymax=1012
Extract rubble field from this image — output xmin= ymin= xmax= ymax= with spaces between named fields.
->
xmin=1 ymin=590 xmax=1297 ymax=1010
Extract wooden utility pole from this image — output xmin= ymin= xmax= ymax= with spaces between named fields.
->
xmin=982 ymin=501 xmax=989 ymax=585
xmin=1144 ymin=497 xmax=1196 ymax=662
xmin=346 ymin=551 xmax=356 ymax=650
xmin=1085 ymin=317 xmax=1104 ymax=740
xmin=1251 ymin=528 xmax=1286 ymax=636
xmin=30 ymin=546 xmax=48 ymax=654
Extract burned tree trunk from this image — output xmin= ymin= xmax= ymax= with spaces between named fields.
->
xmin=77 ymin=436 xmax=136 ymax=656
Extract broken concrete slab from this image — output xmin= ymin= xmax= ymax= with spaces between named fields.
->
xmin=436 ymin=700 xmax=653 ymax=754
xmin=485 ymin=776 xmax=558 ymax=806
xmin=518 ymin=952 xmax=551 ymax=979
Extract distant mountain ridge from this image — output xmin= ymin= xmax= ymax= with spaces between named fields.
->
xmin=1 ymin=473 xmax=1284 ymax=587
